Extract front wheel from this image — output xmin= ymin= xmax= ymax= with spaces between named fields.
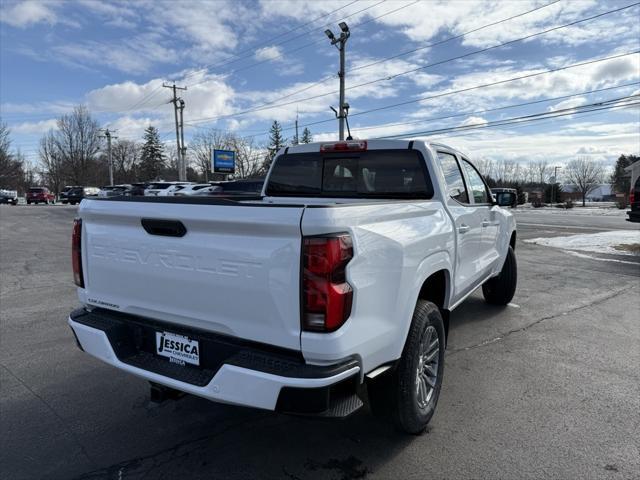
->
xmin=367 ymin=300 xmax=445 ymax=434
xmin=482 ymin=246 xmax=517 ymax=305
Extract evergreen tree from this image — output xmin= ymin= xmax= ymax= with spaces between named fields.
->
xmin=139 ymin=126 xmax=165 ymax=180
xmin=610 ymin=154 xmax=638 ymax=197
xmin=268 ymin=121 xmax=286 ymax=157
xmin=261 ymin=121 xmax=286 ymax=173
xmin=301 ymin=127 xmax=312 ymax=144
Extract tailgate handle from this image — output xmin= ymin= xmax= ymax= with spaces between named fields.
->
xmin=141 ymin=218 xmax=187 ymax=237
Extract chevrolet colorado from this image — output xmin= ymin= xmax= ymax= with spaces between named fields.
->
xmin=68 ymin=139 xmax=517 ymax=434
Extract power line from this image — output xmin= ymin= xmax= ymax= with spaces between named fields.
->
xmin=184 ymin=0 xmax=560 ymax=125
xmin=186 ymin=2 xmax=640 ymax=125
xmin=213 ymin=50 xmax=640 ymax=138
xmin=349 ymin=0 xmax=562 ymax=73
xmin=184 ymin=0 xmax=388 ymax=88
xmin=429 ymin=105 xmax=638 ymax=143
xmin=302 ymin=50 xmax=640 ymax=129
xmin=377 ymin=95 xmax=640 ymax=139
xmin=55 ymin=2 xmax=367 ymax=119
xmin=186 ymin=0 xmax=416 ymax=89
xmin=349 ymin=81 xmax=640 ymax=134
xmin=181 ymin=0 xmax=364 ymax=83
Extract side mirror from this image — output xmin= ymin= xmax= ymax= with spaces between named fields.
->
xmin=495 ymin=192 xmax=517 ymax=207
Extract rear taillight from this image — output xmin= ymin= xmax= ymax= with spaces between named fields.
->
xmin=302 ymin=234 xmax=353 ymax=332
xmin=72 ymin=218 xmax=84 ymax=288
xmin=630 ymin=192 xmax=635 ymax=205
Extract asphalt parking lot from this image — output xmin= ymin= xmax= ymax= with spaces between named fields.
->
xmin=1 ymin=204 xmax=639 ymax=480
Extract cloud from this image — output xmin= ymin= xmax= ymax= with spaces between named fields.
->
xmin=254 ymin=46 xmax=283 ymax=62
xmin=459 ymin=116 xmax=488 ymax=127
xmin=0 ymin=0 xmax=58 ymax=28
xmin=52 ymin=32 xmax=178 ymax=75
xmin=12 ymin=119 xmax=58 ymax=135
xmin=548 ymin=97 xmax=587 ymax=112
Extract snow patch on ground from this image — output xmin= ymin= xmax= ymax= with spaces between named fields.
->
xmin=514 ymin=207 xmax=627 ymax=217
xmin=524 ymin=230 xmax=640 ymax=256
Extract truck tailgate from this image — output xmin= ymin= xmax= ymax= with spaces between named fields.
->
xmin=78 ymin=199 xmax=304 ymax=350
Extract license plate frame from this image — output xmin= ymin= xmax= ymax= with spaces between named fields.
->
xmin=155 ymin=331 xmax=200 ymax=366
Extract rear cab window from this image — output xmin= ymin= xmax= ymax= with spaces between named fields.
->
xmin=436 ymin=152 xmax=469 ymax=204
xmin=266 ymin=150 xmax=433 ymax=199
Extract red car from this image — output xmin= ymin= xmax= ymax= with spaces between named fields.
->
xmin=26 ymin=187 xmax=55 ymax=205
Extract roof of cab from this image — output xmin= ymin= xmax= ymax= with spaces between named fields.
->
xmin=280 ymin=138 xmax=469 ymax=159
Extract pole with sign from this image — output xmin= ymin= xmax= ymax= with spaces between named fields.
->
xmin=212 ymin=150 xmax=236 ymax=178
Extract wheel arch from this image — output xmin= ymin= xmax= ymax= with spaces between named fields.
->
xmin=411 ymin=251 xmax=453 ymax=346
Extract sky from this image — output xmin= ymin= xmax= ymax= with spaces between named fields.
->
xmin=1 ymin=0 xmax=639 ymax=175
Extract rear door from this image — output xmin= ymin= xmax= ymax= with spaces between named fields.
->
xmin=79 ymin=199 xmax=305 ymax=350
xmin=436 ymin=151 xmax=485 ymax=300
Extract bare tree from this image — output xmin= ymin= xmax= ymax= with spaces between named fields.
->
xmin=0 ymin=122 xmax=26 ymax=191
xmin=229 ymin=135 xmax=263 ymax=179
xmin=111 ymin=140 xmax=139 ymax=183
xmin=54 ymin=106 xmax=101 ymax=185
xmin=475 ymin=158 xmax=495 ymax=179
xmin=565 ymin=157 xmax=604 ymax=206
xmin=532 ymin=159 xmax=549 ymax=184
xmin=39 ymin=130 xmax=66 ymax=194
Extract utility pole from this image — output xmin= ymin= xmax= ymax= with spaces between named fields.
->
xmin=325 ymin=22 xmax=350 ymax=140
xmin=163 ymin=82 xmax=187 ymax=181
xmin=295 ymin=109 xmax=299 ymax=145
xmin=99 ymin=128 xmax=118 ymax=185
xmin=178 ymin=98 xmax=186 ymax=180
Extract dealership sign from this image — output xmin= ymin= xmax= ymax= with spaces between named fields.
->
xmin=212 ymin=149 xmax=236 ymax=174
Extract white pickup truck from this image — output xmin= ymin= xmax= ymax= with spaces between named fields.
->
xmin=68 ymin=139 xmax=517 ymax=434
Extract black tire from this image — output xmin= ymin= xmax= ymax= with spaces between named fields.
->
xmin=367 ymin=300 xmax=445 ymax=434
xmin=482 ymin=246 xmax=517 ymax=305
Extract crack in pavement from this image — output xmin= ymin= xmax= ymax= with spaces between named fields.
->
xmin=0 ymin=363 xmax=96 ymax=468
xmin=448 ymin=285 xmax=635 ymax=355
xmin=73 ymin=411 xmax=275 ymax=480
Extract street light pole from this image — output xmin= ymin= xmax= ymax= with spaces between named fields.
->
xmin=552 ymin=166 xmax=562 ymax=204
xmin=325 ymin=22 xmax=350 ymax=141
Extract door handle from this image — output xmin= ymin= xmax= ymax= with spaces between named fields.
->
xmin=458 ymin=224 xmax=470 ymax=234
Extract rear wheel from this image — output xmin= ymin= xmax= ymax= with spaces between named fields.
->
xmin=367 ymin=300 xmax=445 ymax=434
xmin=482 ymin=246 xmax=517 ymax=305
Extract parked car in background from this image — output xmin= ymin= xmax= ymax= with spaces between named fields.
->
xmin=59 ymin=185 xmax=82 ymax=204
xmin=26 ymin=187 xmax=55 ymax=205
xmin=213 ymin=179 xmax=264 ymax=196
xmin=0 ymin=189 xmax=18 ymax=205
xmin=66 ymin=187 xmax=100 ymax=205
xmin=98 ymin=185 xmax=133 ymax=198
xmin=128 ymin=183 xmax=149 ymax=196
xmin=171 ymin=184 xmax=217 ymax=196
xmin=191 ymin=185 xmax=225 ymax=196
xmin=144 ymin=182 xmax=192 ymax=196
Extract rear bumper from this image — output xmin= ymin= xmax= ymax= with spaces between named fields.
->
xmin=68 ymin=308 xmax=361 ymax=413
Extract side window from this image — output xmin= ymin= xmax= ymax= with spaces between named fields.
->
xmin=436 ymin=152 xmax=469 ymax=204
xmin=461 ymin=159 xmax=490 ymax=204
